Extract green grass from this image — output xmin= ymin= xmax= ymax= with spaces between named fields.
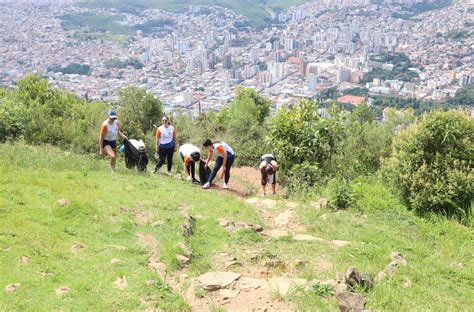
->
xmin=0 ymin=143 xmax=260 ymax=310
xmin=0 ymin=143 xmax=472 ymax=310
xmin=73 ymin=32 xmax=128 ymax=44
xmin=75 ymin=0 xmax=310 ymax=26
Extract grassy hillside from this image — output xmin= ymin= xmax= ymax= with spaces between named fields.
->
xmin=76 ymin=0 xmax=309 ymax=25
xmin=1 ymin=143 xmax=472 ymax=310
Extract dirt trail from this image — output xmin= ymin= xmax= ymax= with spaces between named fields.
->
xmin=136 ymin=167 xmax=355 ymax=311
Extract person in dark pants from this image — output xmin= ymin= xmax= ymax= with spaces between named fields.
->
xmin=202 ymin=139 xmax=235 ymax=189
xmin=154 ymin=116 xmax=176 ymax=175
xmin=259 ymin=154 xmax=278 ymax=196
xmin=179 ymin=143 xmax=201 ymax=183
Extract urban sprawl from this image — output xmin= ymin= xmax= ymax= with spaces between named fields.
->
xmin=0 ymin=0 xmax=473 ymax=115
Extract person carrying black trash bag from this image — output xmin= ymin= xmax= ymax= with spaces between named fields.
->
xmin=202 ymin=139 xmax=235 ymax=189
xmin=154 ymin=115 xmax=176 ymax=175
xmin=259 ymin=154 xmax=278 ymax=196
xmin=122 ymin=139 xmax=148 ymax=172
xmin=179 ymin=143 xmax=201 ymax=183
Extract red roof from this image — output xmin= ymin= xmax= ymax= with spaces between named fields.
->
xmin=337 ymin=95 xmax=365 ymax=106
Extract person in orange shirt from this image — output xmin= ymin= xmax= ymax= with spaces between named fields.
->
xmin=202 ymin=139 xmax=235 ymax=189
xmin=99 ymin=109 xmax=127 ymax=171
xmin=154 ymin=115 xmax=177 ymax=175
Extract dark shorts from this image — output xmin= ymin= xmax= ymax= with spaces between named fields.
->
xmin=103 ymin=139 xmax=117 ymax=149
xmin=261 ymin=172 xmax=277 ymax=185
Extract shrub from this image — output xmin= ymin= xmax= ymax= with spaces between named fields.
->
xmin=382 ymin=110 xmax=473 ymax=222
xmin=287 ymin=162 xmax=324 ymax=196
xmin=327 ymin=175 xmax=354 ymax=210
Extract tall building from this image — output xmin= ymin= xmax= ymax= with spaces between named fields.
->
xmin=223 ymin=53 xmax=232 ymax=69
xmin=299 ymin=61 xmax=308 ymax=78
xmin=337 ymin=67 xmax=351 ymax=83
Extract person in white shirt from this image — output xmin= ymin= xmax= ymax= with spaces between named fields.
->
xmin=179 ymin=143 xmax=201 ymax=183
xmin=98 ymin=109 xmax=127 ymax=171
xmin=154 ymin=115 xmax=176 ymax=175
xmin=259 ymin=154 xmax=278 ymax=196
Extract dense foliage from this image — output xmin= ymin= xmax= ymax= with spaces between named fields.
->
xmin=383 ymin=110 xmax=473 ymax=222
xmin=47 ymin=63 xmax=92 ymax=76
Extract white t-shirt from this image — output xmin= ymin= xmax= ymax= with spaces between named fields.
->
xmin=179 ymin=144 xmax=200 ymax=158
xmin=101 ymin=120 xmax=118 ymax=141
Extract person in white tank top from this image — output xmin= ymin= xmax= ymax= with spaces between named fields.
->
xmin=154 ymin=115 xmax=177 ymax=175
xmin=99 ymin=109 xmax=127 ymax=171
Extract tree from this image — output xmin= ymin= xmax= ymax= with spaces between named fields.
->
xmin=117 ymin=86 xmax=163 ymax=138
xmin=382 ymin=110 xmax=473 ymax=222
xmin=233 ymin=87 xmax=270 ymax=123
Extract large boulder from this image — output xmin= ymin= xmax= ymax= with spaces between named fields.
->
xmin=336 ymin=291 xmax=366 ymax=312
xmin=198 ymin=272 xmax=241 ymax=291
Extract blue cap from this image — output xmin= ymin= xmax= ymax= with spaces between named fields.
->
xmin=108 ymin=109 xmax=117 ymax=119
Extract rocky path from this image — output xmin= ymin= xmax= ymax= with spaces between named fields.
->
xmin=135 ymin=167 xmax=405 ymax=311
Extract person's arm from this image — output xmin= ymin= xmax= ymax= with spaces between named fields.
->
xmin=183 ymin=157 xmax=191 ymax=177
xmin=205 ymin=149 xmax=213 ymax=168
xmin=99 ymin=124 xmax=106 ymax=154
xmin=117 ymin=122 xmax=128 ymax=140
xmin=155 ymin=129 xmax=161 ymax=159
xmin=173 ymin=128 xmax=177 ymax=152
xmin=217 ymin=146 xmax=227 ymax=177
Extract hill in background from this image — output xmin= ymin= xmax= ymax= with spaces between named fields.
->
xmin=76 ymin=0 xmax=308 ymax=25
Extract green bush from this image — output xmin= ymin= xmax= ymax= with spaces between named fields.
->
xmin=327 ymin=175 xmax=354 ymax=210
xmin=382 ymin=110 xmax=473 ymax=222
xmin=287 ymin=162 xmax=324 ymax=196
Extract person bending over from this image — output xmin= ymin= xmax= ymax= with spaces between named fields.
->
xmin=179 ymin=143 xmax=201 ymax=183
xmin=202 ymin=139 xmax=235 ymax=190
xmin=259 ymin=154 xmax=278 ymax=196
xmin=154 ymin=115 xmax=176 ymax=175
xmin=99 ymin=109 xmax=127 ymax=172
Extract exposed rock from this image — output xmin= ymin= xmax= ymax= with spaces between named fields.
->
xmin=234 ymin=221 xmax=264 ymax=232
xmin=70 ymin=242 xmax=85 ymax=254
xmin=177 ymin=242 xmax=192 ymax=257
xmin=109 ymin=245 xmax=127 ymax=251
xmin=275 ymin=210 xmax=293 ymax=227
xmin=235 ymin=277 xmax=267 ymax=290
xmin=111 ymin=258 xmax=124 ymax=265
xmin=384 ymin=261 xmax=400 ymax=274
xmin=293 ymin=234 xmax=324 ymax=242
xmin=20 ymin=256 xmax=29 ymax=264
xmin=197 ymin=272 xmax=241 ymax=291
xmin=260 ymin=199 xmax=278 ymax=209
xmin=331 ymin=240 xmax=351 ymax=248
xmin=390 ymin=252 xmax=408 ymax=266
xmin=151 ymin=220 xmax=164 ymax=227
xmin=345 ymin=267 xmax=373 ymax=291
xmin=182 ymin=224 xmax=193 ymax=237
xmin=176 ymin=254 xmax=190 ymax=266
xmin=261 ymin=229 xmax=289 ymax=238
xmin=5 ymin=283 xmax=20 ymax=293
xmin=40 ymin=271 xmax=53 ymax=277
xmin=449 ymin=262 xmax=464 ymax=269
xmin=219 ymin=289 xmax=240 ymax=300
xmin=113 ymin=276 xmax=128 ymax=290
xmin=55 ymin=286 xmax=70 ymax=295
xmin=219 ymin=218 xmax=232 ymax=227
xmin=291 ymin=259 xmax=306 ymax=269
xmin=336 ymin=291 xmax=366 ymax=312
xmin=378 ymin=252 xmax=408 ymax=280
xmin=310 ymin=198 xmax=328 ymax=210
xmin=245 ymin=198 xmax=259 ymax=205
xmin=402 ymin=279 xmax=412 ymax=288
xmin=265 ymin=259 xmax=286 ymax=270
xmin=58 ymin=199 xmax=70 ymax=207
xmin=285 ymin=201 xmax=299 ymax=209
xmin=268 ymin=277 xmax=307 ymax=296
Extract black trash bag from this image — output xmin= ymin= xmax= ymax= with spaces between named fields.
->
xmin=124 ymin=139 xmax=148 ymax=172
xmin=198 ymin=160 xmax=211 ymax=185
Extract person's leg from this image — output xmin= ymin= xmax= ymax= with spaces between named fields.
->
xmin=166 ymin=148 xmax=174 ymax=173
xmin=208 ymin=157 xmax=223 ymax=184
xmin=190 ymin=161 xmax=196 ymax=180
xmin=155 ymin=148 xmax=166 ymax=172
xmin=272 ymin=171 xmax=277 ymax=194
xmin=224 ymin=156 xmax=234 ymax=184
xmin=103 ymin=145 xmax=116 ymax=170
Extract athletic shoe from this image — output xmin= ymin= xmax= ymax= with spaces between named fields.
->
xmin=223 ymin=183 xmax=228 ymax=189
xmin=202 ymin=182 xmax=210 ymax=189
xmin=167 ymin=171 xmax=172 ymax=176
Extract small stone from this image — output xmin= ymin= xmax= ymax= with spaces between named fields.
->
xmin=20 ymin=256 xmax=29 ymax=264
xmin=331 ymin=240 xmax=351 ymax=248
xmin=71 ymin=243 xmax=85 ymax=254
xmin=390 ymin=252 xmax=408 ymax=266
xmin=449 ymin=262 xmax=464 ymax=269
xmin=177 ymin=242 xmax=193 ymax=257
xmin=265 ymin=259 xmax=286 ymax=270
xmin=245 ymin=198 xmax=259 ymax=205
xmin=113 ymin=276 xmax=128 ymax=290
xmin=219 ymin=288 xmax=240 ymax=299
xmin=261 ymin=229 xmax=289 ymax=238
xmin=198 ymin=272 xmax=241 ymax=291
xmin=58 ymin=199 xmax=70 ymax=207
xmin=5 ymin=283 xmax=20 ymax=293
xmin=40 ymin=271 xmax=53 ymax=277
xmin=182 ymin=224 xmax=193 ymax=237
xmin=111 ymin=258 xmax=124 ymax=265
xmin=293 ymin=234 xmax=324 ymax=242
xmin=311 ymin=198 xmax=328 ymax=209
xmin=109 ymin=245 xmax=127 ymax=251
xmin=151 ymin=220 xmax=164 ymax=227
xmin=402 ymin=279 xmax=412 ymax=288
xmin=55 ymin=286 xmax=70 ymax=295
xmin=292 ymin=259 xmax=306 ymax=269
xmin=336 ymin=291 xmax=366 ymax=312
xmin=176 ymin=254 xmax=190 ymax=266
